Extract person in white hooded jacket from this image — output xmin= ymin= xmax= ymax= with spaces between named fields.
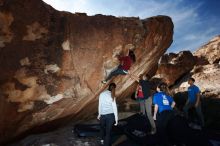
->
xmin=97 ymin=83 xmax=118 ymax=146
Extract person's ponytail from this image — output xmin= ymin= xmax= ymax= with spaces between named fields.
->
xmin=108 ymin=83 xmax=116 ymax=100
xmin=158 ymin=82 xmax=169 ymax=95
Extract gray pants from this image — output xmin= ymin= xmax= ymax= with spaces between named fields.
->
xmin=145 ymin=97 xmax=156 ymax=132
xmin=138 ymin=99 xmax=146 ymax=115
xmin=105 ymin=66 xmax=127 ymax=81
xmin=183 ymin=102 xmax=204 ymax=127
xmin=138 ymin=98 xmax=156 ymax=132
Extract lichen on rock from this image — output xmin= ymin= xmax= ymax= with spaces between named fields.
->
xmin=0 ymin=12 xmax=13 ymax=47
xmin=23 ymin=22 xmax=48 ymax=41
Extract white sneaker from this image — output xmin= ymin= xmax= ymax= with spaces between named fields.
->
xmin=100 ymin=140 xmax=104 ymax=145
xmin=150 ymin=129 xmax=156 ymax=135
xmin=101 ymin=80 xmax=107 ymax=84
xmin=123 ymin=70 xmax=128 ymax=74
xmin=193 ymin=124 xmax=202 ymax=130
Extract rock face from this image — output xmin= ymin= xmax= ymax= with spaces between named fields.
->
xmin=156 ymin=35 xmax=220 ymax=87
xmin=156 ymin=51 xmax=196 ymax=86
xmin=174 ymin=36 xmax=220 ymax=94
xmin=0 ymin=0 xmax=173 ymax=143
xmin=194 ymin=35 xmax=220 ymax=64
xmin=169 ymin=36 xmax=220 ymax=130
xmin=173 ymin=63 xmax=220 ymax=129
xmin=175 ymin=64 xmax=220 ymax=95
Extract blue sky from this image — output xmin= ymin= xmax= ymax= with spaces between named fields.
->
xmin=43 ymin=0 xmax=220 ymax=53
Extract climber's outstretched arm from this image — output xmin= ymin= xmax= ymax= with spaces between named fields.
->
xmin=128 ymin=72 xmax=140 ymax=82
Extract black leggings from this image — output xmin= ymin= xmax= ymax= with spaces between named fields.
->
xmin=156 ymin=110 xmax=174 ymax=146
xmin=100 ymin=113 xmax=115 ymax=146
xmin=156 ymin=111 xmax=211 ymax=146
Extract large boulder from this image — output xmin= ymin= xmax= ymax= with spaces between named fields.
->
xmin=0 ymin=0 xmax=173 ymax=143
xmin=194 ymin=35 xmax=220 ymax=64
xmin=156 ymin=51 xmax=196 ymax=86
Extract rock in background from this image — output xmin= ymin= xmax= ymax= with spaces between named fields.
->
xmin=0 ymin=0 xmax=173 ymax=143
xmin=156 ymin=35 xmax=220 ymax=130
xmin=194 ymin=35 xmax=220 ymax=64
xmin=156 ymin=51 xmax=196 ymax=85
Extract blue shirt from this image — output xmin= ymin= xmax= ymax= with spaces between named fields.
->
xmin=153 ymin=92 xmax=174 ymax=113
xmin=188 ymin=85 xmax=200 ymax=103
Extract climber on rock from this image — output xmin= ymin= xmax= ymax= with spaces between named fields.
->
xmin=101 ymin=50 xmax=136 ymax=84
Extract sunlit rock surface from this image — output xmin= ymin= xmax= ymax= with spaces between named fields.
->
xmin=0 ymin=0 xmax=173 ymax=143
xmin=171 ymin=36 xmax=220 ymax=130
xmin=156 ymin=51 xmax=195 ymax=86
xmin=194 ymin=35 xmax=220 ymax=64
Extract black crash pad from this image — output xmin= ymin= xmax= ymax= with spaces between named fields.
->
xmin=116 ymin=113 xmax=158 ymax=145
xmin=119 ymin=114 xmax=212 ymax=146
xmin=74 ymin=123 xmax=122 ymax=137
xmin=74 ymin=124 xmax=100 ymax=137
xmin=74 ymin=113 xmax=215 ymax=146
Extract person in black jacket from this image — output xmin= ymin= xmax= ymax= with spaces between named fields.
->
xmin=131 ymin=74 xmax=156 ymax=134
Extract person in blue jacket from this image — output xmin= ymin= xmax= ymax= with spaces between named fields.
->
xmin=153 ymin=82 xmax=175 ymax=146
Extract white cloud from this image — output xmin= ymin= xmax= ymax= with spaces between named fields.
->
xmin=181 ymin=27 xmax=218 ymax=52
xmin=42 ymin=0 xmax=219 ymax=52
xmin=183 ymin=34 xmax=198 ymax=41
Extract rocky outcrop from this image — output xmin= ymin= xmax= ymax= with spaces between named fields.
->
xmin=155 ymin=35 xmax=220 ymax=87
xmin=194 ymin=35 xmax=220 ymax=64
xmin=172 ymin=63 xmax=220 ymax=129
xmin=169 ymin=36 xmax=220 ymax=130
xmin=174 ymin=64 xmax=220 ymax=95
xmin=156 ymin=51 xmax=196 ymax=86
xmin=0 ymin=0 xmax=173 ymax=143
xmin=174 ymin=35 xmax=220 ymax=96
